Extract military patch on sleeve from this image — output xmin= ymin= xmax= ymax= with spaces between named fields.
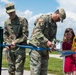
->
xmin=38 ymin=18 xmax=44 ymax=26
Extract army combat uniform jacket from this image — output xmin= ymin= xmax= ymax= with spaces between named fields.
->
xmin=4 ymin=15 xmax=29 ymax=50
xmin=29 ymin=14 xmax=57 ymax=75
xmin=29 ymin=14 xmax=57 ymax=48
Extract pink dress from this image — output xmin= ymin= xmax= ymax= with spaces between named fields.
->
xmin=62 ymin=42 xmax=76 ymax=73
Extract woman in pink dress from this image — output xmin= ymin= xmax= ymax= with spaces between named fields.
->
xmin=62 ymin=28 xmax=76 ymax=75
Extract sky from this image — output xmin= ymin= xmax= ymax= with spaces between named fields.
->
xmin=0 ymin=0 xmax=76 ymax=41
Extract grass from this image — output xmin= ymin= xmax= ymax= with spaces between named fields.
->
xmin=2 ymin=54 xmax=8 ymax=68
xmin=48 ymin=57 xmax=64 ymax=75
xmin=2 ymin=53 xmax=64 ymax=75
xmin=50 ymin=51 xmax=59 ymax=54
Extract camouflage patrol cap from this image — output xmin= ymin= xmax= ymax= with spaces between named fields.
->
xmin=58 ymin=8 xmax=66 ymax=22
xmin=5 ymin=3 xmax=15 ymax=13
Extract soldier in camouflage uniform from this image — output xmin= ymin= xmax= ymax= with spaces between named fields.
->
xmin=29 ymin=8 xmax=66 ymax=75
xmin=3 ymin=3 xmax=29 ymax=75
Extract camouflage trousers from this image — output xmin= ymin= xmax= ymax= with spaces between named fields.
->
xmin=5 ymin=48 xmax=26 ymax=75
xmin=29 ymin=50 xmax=48 ymax=75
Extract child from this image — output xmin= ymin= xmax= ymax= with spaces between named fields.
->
xmin=62 ymin=28 xmax=76 ymax=75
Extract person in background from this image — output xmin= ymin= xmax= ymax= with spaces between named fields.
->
xmin=29 ymin=8 xmax=66 ymax=75
xmin=62 ymin=28 xmax=76 ymax=75
xmin=3 ymin=2 xmax=29 ymax=75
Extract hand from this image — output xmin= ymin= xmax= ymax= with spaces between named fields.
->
xmin=3 ymin=48 xmax=8 ymax=51
xmin=46 ymin=41 xmax=55 ymax=48
xmin=49 ymin=46 xmax=56 ymax=52
xmin=46 ymin=41 xmax=56 ymax=52
xmin=10 ymin=41 xmax=16 ymax=49
xmin=3 ymin=46 xmax=10 ymax=51
xmin=11 ymin=41 xmax=16 ymax=46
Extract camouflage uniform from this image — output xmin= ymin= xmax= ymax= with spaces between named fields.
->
xmin=29 ymin=8 xmax=66 ymax=75
xmin=29 ymin=14 xmax=57 ymax=75
xmin=4 ymin=3 xmax=29 ymax=75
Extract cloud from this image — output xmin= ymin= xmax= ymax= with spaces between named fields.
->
xmin=56 ymin=0 xmax=76 ymax=12
xmin=17 ymin=10 xmax=42 ymax=38
xmin=28 ymin=14 xmax=42 ymax=38
xmin=17 ymin=10 xmax=33 ymax=19
xmin=1 ymin=0 xmax=10 ymax=3
xmin=0 ymin=5 xmax=41 ymax=38
xmin=56 ymin=0 xmax=76 ymax=21
xmin=56 ymin=0 xmax=76 ymax=40
xmin=0 ymin=0 xmax=76 ymax=41
xmin=0 ymin=6 xmax=8 ymax=28
xmin=57 ymin=18 xmax=76 ymax=40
